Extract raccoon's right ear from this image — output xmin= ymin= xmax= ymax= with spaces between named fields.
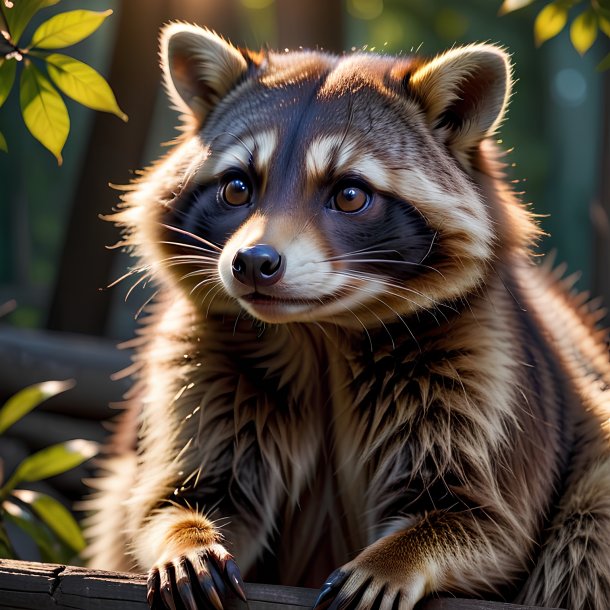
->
xmin=160 ymin=23 xmax=248 ymax=124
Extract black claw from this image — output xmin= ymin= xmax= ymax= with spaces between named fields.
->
xmin=147 ymin=569 xmax=160 ymax=607
xmin=225 ymin=558 xmax=247 ymax=602
xmin=159 ymin=566 xmax=177 ymax=610
xmin=312 ymin=585 xmax=335 ymax=610
xmin=175 ymin=560 xmax=198 ymax=610
xmin=189 ymin=553 xmax=225 ymax=610
xmin=206 ymin=555 xmax=228 ymax=600
xmin=199 ymin=575 xmax=224 ymax=610
xmin=313 ymin=570 xmax=349 ymax=610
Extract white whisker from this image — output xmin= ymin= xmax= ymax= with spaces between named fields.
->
xmin=161 ymin=224 xmax=222 ymax=252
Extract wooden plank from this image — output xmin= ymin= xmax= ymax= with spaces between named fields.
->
xmin=0 ymin=559 xmax=564 ymax=610
xmin=0 ymin=326 xmax=130 ymax=420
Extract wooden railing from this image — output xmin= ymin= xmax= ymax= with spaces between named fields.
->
xmin=0 ymin=559 xmax=564 ymax=610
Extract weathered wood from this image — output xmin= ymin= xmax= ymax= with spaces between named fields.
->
xmin=0 ymin=559 xmax=564 ymax=610
xmin=0 ymin=325 xmax=130 ymax=420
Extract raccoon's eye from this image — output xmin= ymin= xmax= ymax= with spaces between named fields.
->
xmin=332 ymin=183 xmax=370 ymax=213
xmin=221 ymin=174 xmax=252 ymax=206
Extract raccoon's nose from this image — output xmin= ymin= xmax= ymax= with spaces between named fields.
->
xmin=232 ymin=244 xmax=285 ymax=287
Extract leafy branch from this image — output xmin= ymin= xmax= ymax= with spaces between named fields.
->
xmin=0 ymin=380 xmax=98 ymax=562
xmin=500 ymin=0 xmax=610 ymax=69
xmin=0 ymin=0 xmax=127 ymax=163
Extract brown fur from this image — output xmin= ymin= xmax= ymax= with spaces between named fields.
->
xmin=84 ymin=24 xmax=610 ymax=610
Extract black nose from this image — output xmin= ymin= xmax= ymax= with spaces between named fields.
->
xmin=232 ymin=244 xmax=285 ymax=287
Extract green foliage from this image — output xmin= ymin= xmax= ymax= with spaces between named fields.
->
xmin=0 ymin=0 xmax=126 ymax=163
xmin=0 ymin=57 xmax=16 ymax=105
xmin=534 ymin=3 xmax=568 ymax=46
xmin=0 ymin=379 xmax=73 ymax=434
xmin=19 ymin=60 xmax=69 ymax=163
xmin=29 ymin=9 xmax=112 ymax=49
xmin=570 ymin=9 xmax=597 ymax=55
xmin=3 ymin=0 xmax=59 ymax=45
xmin=500 ymin=0 xmax=610 ymax=70
xmin=45 ymin=52 xmax=126 ymax=120
xmin=0 ymin=381 xmax=98 ymax=562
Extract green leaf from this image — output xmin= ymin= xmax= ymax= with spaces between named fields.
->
xmin=570 ymin=9 xmax=598 ymax=55
xmin=20 ymin=61 xmax=69 ymax=164
xmin=12 ymin=489 xmax=85 ymax=553
xmin=0 ymin=58 xmax=16 ymax=107
xmin=2 ymin=0 xmax=59 ymax=45
xmin=498 ymin=0 xmax=536 ymax=16
xmin=1 ymin=439 xmax=98 ymax=495
xmin=0 ymin=129 xmax=6 ymax=152
xmin=0 ymin=520 xmax=16 ymax=559
xmin=29 ymin=9 xmax=112 ymax=50
xmin=535 ymin=3 xmax=569 ymax=46
xmin=597 ymin=51 xmax=610 ymax=71
xmin=45 ymin=53 xmax=127 ymax=121
xmin=0 ymin=380 xmax=75 ymax=435
xmin=3 ymin=500 xmax=59 ymax=562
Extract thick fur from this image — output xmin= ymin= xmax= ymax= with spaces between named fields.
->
xmin=84 ymin=24 xmax=610 ymax=610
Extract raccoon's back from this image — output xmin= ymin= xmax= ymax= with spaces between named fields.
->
xmin=517 ymin=261 xmax=610 ymax=399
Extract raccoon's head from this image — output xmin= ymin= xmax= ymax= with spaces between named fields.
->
xmin=123 ymin=24 xmax=525 ymax=327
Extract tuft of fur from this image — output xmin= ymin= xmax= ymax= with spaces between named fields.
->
xmin=85 ymin=24 xmax=610 ymax=610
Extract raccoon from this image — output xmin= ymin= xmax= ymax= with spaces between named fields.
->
xmin=85 ymin=23 xmax=610 ymax=610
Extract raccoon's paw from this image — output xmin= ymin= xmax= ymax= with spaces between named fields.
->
xmin=146 ymin=543 xmax=246 ymax=610
xmin=312 ymin=561 xmax=425 ymax=610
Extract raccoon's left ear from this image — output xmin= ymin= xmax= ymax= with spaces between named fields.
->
xmin=408 ymin=44 xmax=511 ymax=156
xmin=160 ymin=23 xmax=248 ymax=124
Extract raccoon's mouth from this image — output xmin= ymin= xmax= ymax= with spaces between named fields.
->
xmin=240 ymin=291 xmax=334 ymax=307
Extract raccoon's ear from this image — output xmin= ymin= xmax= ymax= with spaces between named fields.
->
xmin=408 ymin=44 xmax=511 ymax=155
xmin=160 ymin=23 xmax=248 ymax=124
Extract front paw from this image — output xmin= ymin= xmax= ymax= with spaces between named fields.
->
xmin=147 ymin=542 xmax=247 ymax=610
xmin=313 ymin=562 xmax=426 ymax=610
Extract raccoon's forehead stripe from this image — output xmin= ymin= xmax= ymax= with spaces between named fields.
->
xmin=306 ymin=133 xmax=391 ymax=191
xmin=202 ymin=129 xmax=278 ymax=179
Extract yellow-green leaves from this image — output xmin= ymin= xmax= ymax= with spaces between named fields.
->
xmin=2 ymin=439 xmax=97 ymax=493
xmin=0 ymin=4 xmax=125 ymax=163
xmin=12 ymin=490 xmax=86 ymax=553
xmin=0 ymin=380 xmax=74 ymax=435
xmin=570 ymin=10 xmax=598 ymax=55
xmin=503 ymin=1 xmax=610 ymax=68
xmin=0 ymin=380 xmax=95 ymax=563
xmin=3 ymin=0 xmax=60 ymax=44
xmin=0 ymin=130 xmax=6 ymax=152
xmin=46 ymin=53 xmax=127 ymax=121
xmin=535 ymin=3 xmax=568 ymax=46
xmin=0 ymin=58 xmax=16 ymax=107
xmin=20 ymin=61 xmax=69 ymax=164
xmin=29 ymin=9 xmax=113 ymax=50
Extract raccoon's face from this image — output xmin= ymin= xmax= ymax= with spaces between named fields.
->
xmin=130 ymin=25 xmax=511 ymax=327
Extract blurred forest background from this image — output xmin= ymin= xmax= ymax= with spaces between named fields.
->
xmin=1 ymin=0 xmax=608 ymax=337
xmin=0 ymin=0 xmax=608 ymax=559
